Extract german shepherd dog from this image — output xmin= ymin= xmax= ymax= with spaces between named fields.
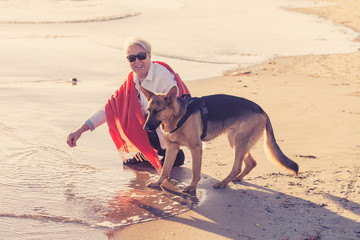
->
xmin=140 ymin=85 xmax=298 ymax=193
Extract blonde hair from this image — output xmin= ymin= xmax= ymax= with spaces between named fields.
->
xmin=124 ymin=36 xmax=151 ymax=55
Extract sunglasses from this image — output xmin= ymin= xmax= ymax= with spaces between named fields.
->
xmin=127 ymin=52 xmax=148 ymax=62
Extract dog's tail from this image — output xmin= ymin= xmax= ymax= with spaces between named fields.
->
xmin=263 ymin=114 xmax=298 ymax=175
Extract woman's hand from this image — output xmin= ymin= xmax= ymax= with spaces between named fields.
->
xmin=66 ymin=123 xmax=90 ymax=148
xmin=67 ymin=131 xmax=81 ymax=147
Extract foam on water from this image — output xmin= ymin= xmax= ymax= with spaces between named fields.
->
xmin=0 ymin=0 xmax=136 ymax=23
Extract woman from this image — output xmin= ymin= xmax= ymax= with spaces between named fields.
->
xmin=67 ymin=37 xmax=190 ymax=172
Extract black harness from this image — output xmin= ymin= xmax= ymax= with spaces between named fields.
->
xmin=170 ymin=94 xmax=208 ymax=140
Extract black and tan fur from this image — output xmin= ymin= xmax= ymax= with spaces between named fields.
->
xmin=140 ymin=86 xmax=298 ymax=193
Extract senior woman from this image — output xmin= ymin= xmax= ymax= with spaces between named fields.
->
xmin=67 ymin=37 xmax=190 ymax=171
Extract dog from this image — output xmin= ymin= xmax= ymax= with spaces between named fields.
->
xmin=140 ymin=85 xmax=299 ymax=193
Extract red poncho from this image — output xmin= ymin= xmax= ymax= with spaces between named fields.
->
xmin=105 ymin=61 xmax=190 ymax=173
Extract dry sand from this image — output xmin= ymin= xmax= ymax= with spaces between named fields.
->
xmin=109 ymin=1 xmax=360 ymax=239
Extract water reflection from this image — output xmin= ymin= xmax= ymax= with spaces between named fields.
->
xmin=103 ymin=171 xmax=197 ymax=229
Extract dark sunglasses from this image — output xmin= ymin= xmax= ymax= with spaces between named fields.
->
xmin=127 ymin=52 xmax=148 ymax=62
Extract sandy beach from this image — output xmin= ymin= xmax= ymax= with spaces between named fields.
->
xmin=109 ymin=1 xmax=360 ymax=239
xmin=0 ymin=0 xmax=359 ymax=239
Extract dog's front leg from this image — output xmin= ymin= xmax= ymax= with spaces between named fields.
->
xmin=183 ymin=143 xmax=202 ymax=193
xmin=146 ymin=143 xmax=179 ymax=188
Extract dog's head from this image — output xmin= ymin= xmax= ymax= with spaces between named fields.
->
xmin=140 ymin=85 xmax=178 ymax=131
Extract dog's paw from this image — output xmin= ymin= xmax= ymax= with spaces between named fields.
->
xmin=182 ymin=185 xmax=197 ymax=193
xmin=213 ymin=181 xmax=228 ymax=189
xmin=146 ymin=181 xmax=161 ymax=189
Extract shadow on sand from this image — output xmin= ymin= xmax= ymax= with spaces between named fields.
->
xmin=108 ymin=164 xmax=360 ymax=240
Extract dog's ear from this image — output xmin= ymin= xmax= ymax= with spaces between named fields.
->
xmin=164 ymin=86 xmax=178 ymax=105
xmin=140 ymin=85 xmax=155 ymax=101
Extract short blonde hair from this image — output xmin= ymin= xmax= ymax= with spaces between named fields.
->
xmin=124 ymin=36 xmax=151 ymax=55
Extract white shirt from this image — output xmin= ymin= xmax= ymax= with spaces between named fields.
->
xmin=85 ymin=62 xmax=179 ymax=149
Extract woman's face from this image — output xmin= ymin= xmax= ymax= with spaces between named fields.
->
xmin=127 ymin=44 xmax=151 ymax=79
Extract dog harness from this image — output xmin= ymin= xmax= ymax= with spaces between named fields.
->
xmin=170 ymin=95 xmax=208 ymax=140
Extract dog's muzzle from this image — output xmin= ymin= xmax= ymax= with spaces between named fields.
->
xmin=144 ymin=120 xmax=161 ymax=131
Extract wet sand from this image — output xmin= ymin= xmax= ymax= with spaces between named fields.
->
xmin=109 ymin=0 xmax=360 ymax=239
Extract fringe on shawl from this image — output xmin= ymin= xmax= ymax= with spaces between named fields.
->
xmin=117 ymin=151 xmax=147 ymax=163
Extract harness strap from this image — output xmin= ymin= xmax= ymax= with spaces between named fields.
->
xmin=170 ymin=95 xmax=208 ymax=140
xmin=199 ymin=100 xmax=208 ymax=140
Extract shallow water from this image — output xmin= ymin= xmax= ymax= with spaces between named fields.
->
xmin=0 ymin=81 xmax=197 ymax=239
xmin=0 ymin=117 xmax=195 ymax=238
xmin=0 ymin=0 xmax=360 ymax=239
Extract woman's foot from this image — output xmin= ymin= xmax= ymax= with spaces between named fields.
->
xmin=123 ymin=153 xmax=146 ymax=165
xmin=123 ymin=150 xmax=185 ymax=167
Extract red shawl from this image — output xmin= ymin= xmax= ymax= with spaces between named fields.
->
xmin=105 ymin=61 xmax=190 ymax=173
